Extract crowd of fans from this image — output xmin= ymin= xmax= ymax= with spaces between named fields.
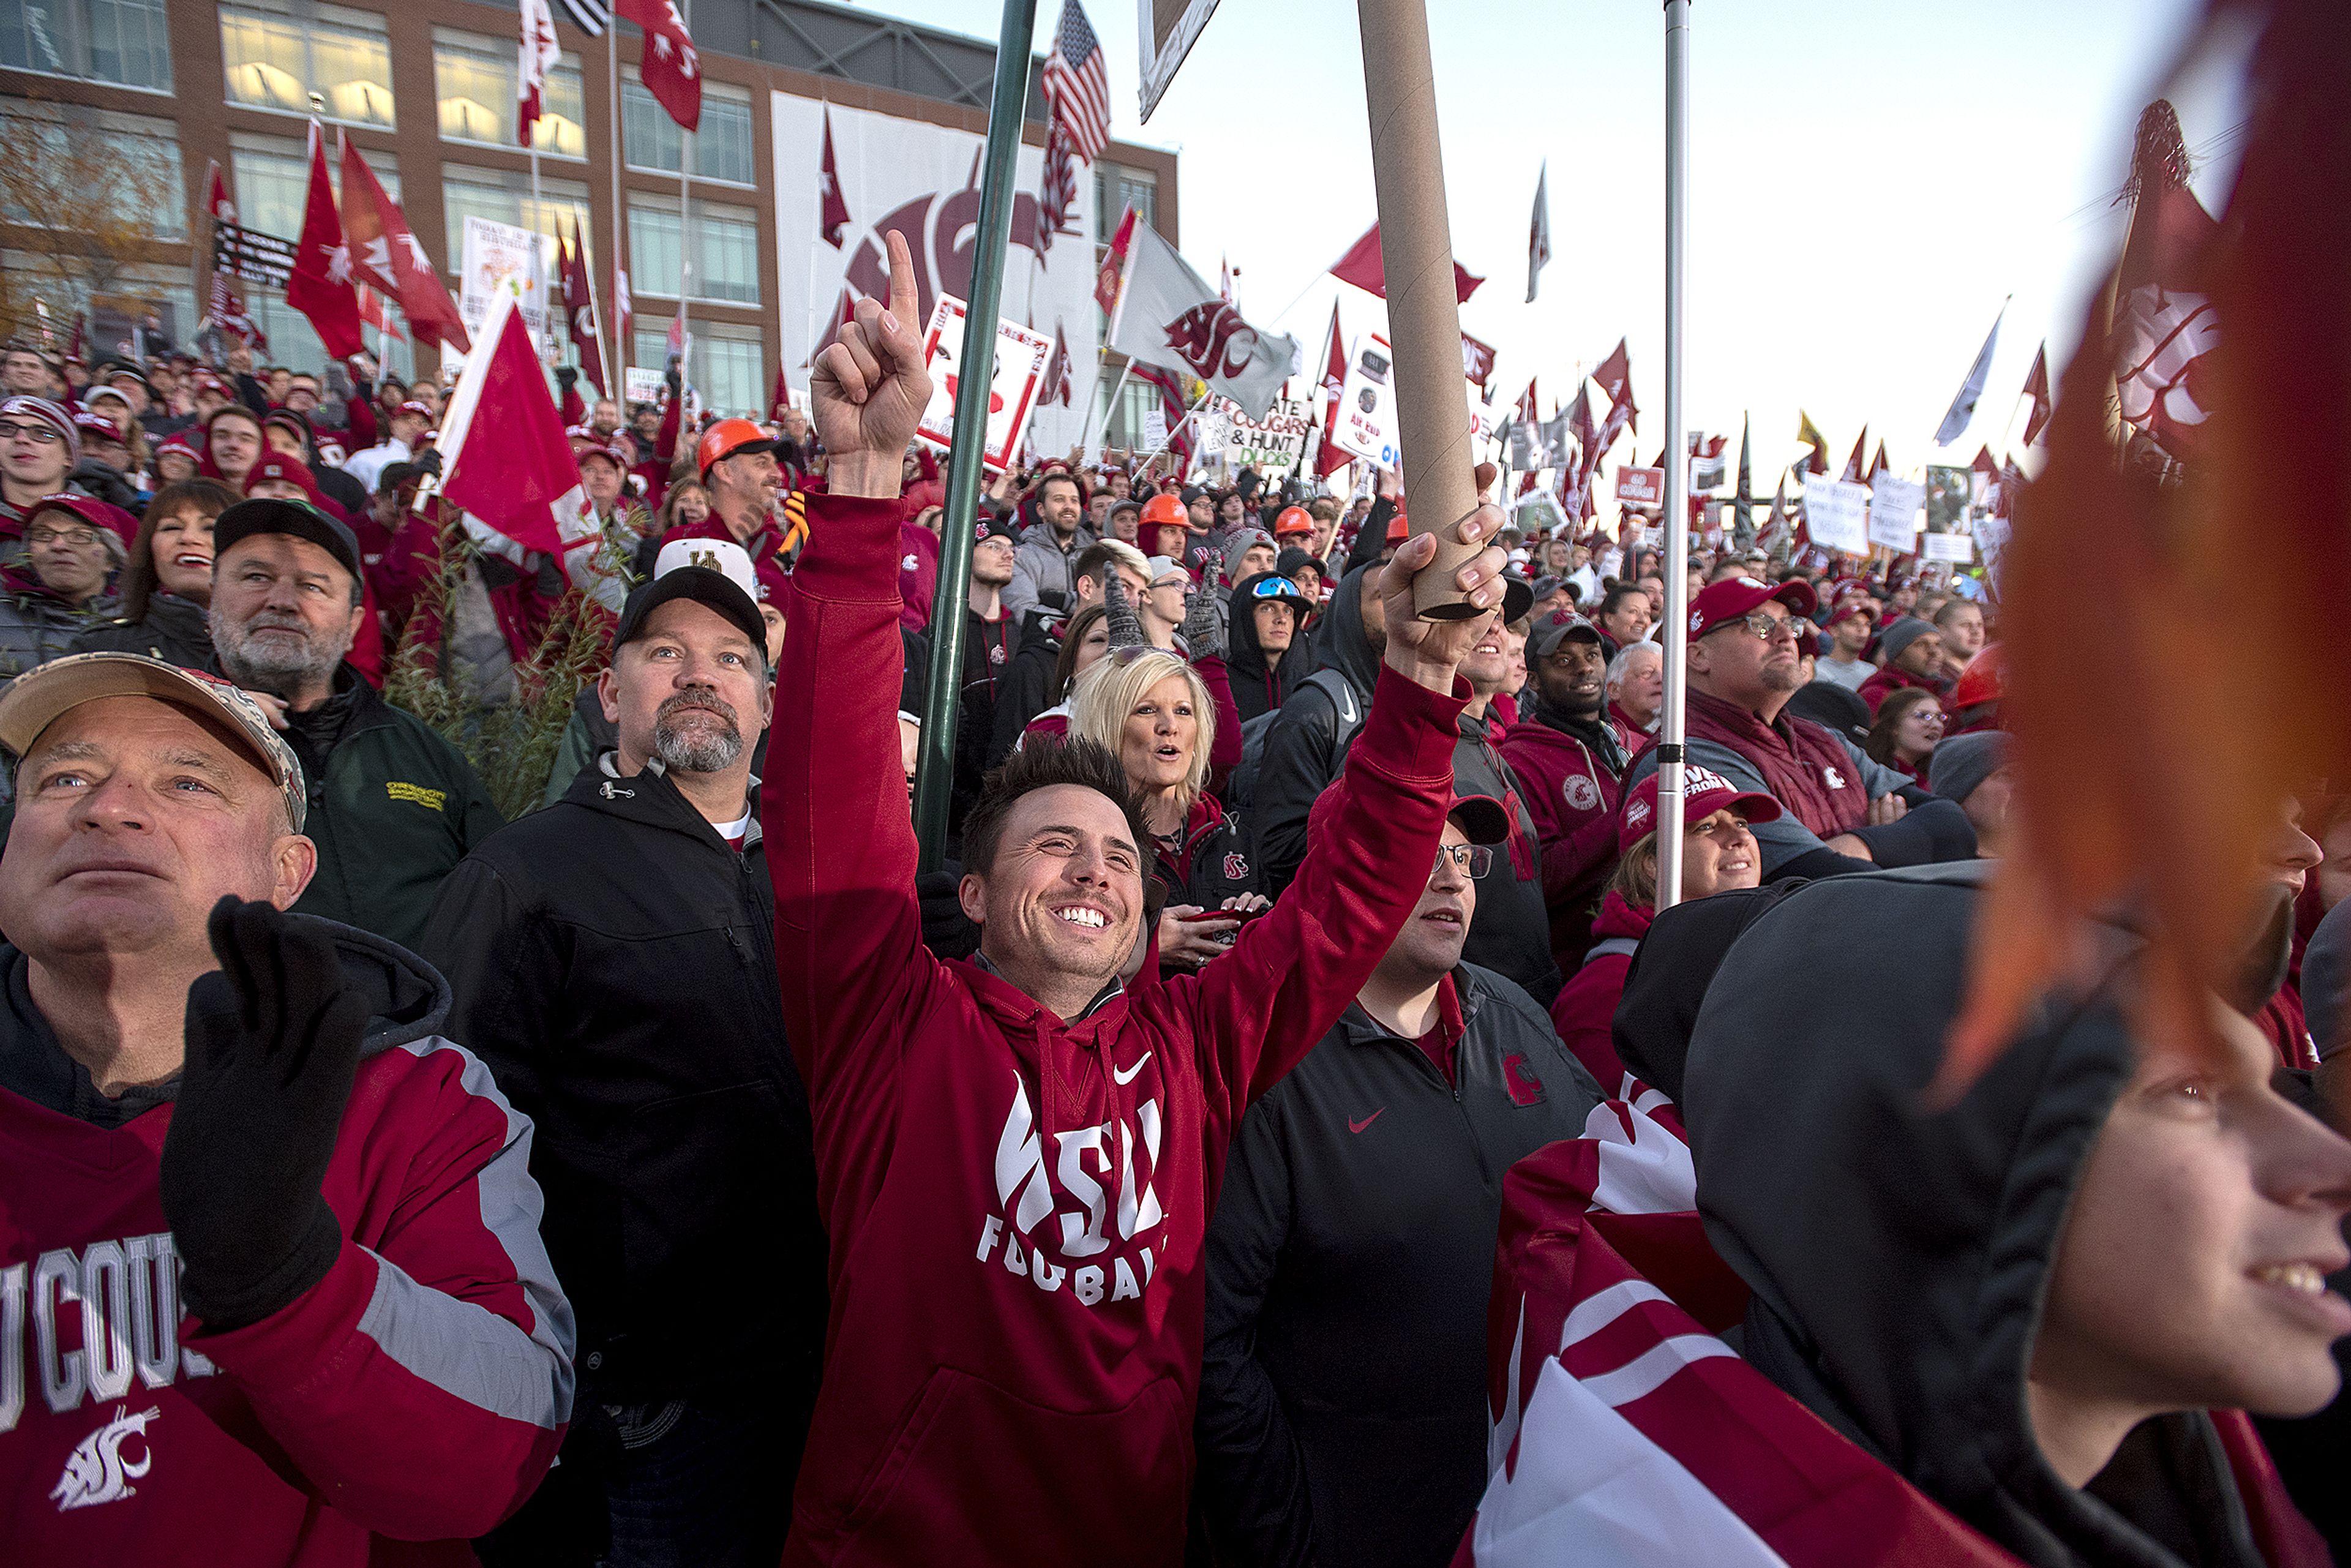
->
xmin=4 ymin=229 xmax=2347 ymax=1568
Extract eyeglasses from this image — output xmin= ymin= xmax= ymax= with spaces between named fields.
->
xmin=1434 ymin=842 xmax=1494 ymax=878
xmin=0 ymin=421 xmax=61 ymax=445
xmin=26 ymin=525 xmax=103 ymax=548
xmin=1715 ymin=610 xmax=1798 ymax=642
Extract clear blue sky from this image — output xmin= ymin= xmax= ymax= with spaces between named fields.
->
xmin=866 ymin=0 xmax=2243 ymax=478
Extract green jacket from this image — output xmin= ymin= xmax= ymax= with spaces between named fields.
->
xmin=285 ymin=672 xmax=505 ymax=952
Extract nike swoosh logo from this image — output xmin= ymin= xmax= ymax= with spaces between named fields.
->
xmin=1348 ymin=1109 xmax=1384 ymax=1133
xmin=1337 ymin=688 xmax=1359 ymax=724
xmin=1111 ymin=1051 xmax=1153 ymax=1087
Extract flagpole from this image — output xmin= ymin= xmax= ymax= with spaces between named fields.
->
xmin=911 ymin=0 xmax=1038 ymax=869
xmin=1655 ymin=0 xmax=1693 ymax=913
xmin=1134 ymin=386 xmax=1212 ymax=470
xmin=1079 ymin=358 xmax=1133 ymax=459
xmin=673 ymin=0 xmax=693 ymax=392
xmin=606 ymin=28 xmax=624 ymax=387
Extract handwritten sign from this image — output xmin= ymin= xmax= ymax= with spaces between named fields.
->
xmin=1801 ymin=474 xmax=1872 ymax=554
xmin=1868 ymin=475 xmax=1925 ymax=552
xmin=1614 ymin=466 xmax=1666 ymax=508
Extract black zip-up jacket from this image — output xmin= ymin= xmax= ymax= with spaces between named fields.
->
xmin=419 ymin=759 xmax=824 ymax=1417
xmin=73 ymin=589 xmax=213 ymax=668
xmin=1226 ymin=570 xmax=1304 ymax=724
xmin=1194 ymin=963 xmax=1602 ymax=1568
xmin=986 ymin=605 xmax=1067 ymax=766
xmin=1253 ymin=563 xmax=1383 ymax=894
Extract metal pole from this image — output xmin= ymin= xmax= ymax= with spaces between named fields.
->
xmin=607 ymin=29 xmax=624 ymax=384
xmin=1655 ymin=0 xmax=1693 ymax=912
xmin=675 ymin=0 xmax=692 ymax=387
xmin=529 ymin=144 xmax=546 ymax=358
xmin=911 ymin=0 xmax=1038 ymax=869
xmin=1080 ymin=358 xmax=1133 ymax=459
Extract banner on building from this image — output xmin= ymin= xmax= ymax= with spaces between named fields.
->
xmin=459 ymin=216 xmax=550 ymax=344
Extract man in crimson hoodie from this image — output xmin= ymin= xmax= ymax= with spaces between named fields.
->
xmin=766 ymin=231 xmax=1507 ymax=1567
xmin=1499 ymin=607 xmax=1630 ymax=968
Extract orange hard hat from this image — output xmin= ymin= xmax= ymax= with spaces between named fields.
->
xmin=1141 ymin=492 xmax=1189 ymax=530
xmin=696 ymin=417 xmax=778 ymax=478
xmin=1273 ymin=505 xmax=1313 ymax=536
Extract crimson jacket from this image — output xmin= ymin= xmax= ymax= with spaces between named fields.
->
xmin=1497 ymin=711 xmax=1628 ymax=969
xmin=1856 ymin=662 xmax=1944 ymax=717
xmin=1548 ymin=891 xmax=1654 ymax=1095
xmin=765 ymin=490 xmax=1463 ymax=1567
xmin=0 ymin=921 xmax=572 ymax=1564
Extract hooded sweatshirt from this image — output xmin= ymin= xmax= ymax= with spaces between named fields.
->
xmin=765 ymin=490 xmax=1464 ymax=1568
xmin=1499 ymin=697 xmax=1630 ymax=968
xmin=1685 ymin=862 xmax=2296 ymax=1568
xmin=1224 ymin=569 xmax=1305 ymax=724
xmin=1253 ymin=562 xmax=1385 ymax=895
xmin=0 ymin=917 xmax=573 ymax=1562
xmin=1548 ymin=891 xmax=1652 ymax=1093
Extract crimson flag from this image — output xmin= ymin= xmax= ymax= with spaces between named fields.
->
xmin=1841 ymin=429 xmax=1870 ymax=484
xmin=1327 ymin=223 xmax=1482 ymax=304
xmin=1590 ymin=339 xmax=1637 ymax=461
xmin=560 ymin=219 xmax=607 ymax=395
xmin=2112 ymin=101 xmax=2220 ymax=460
xmin=203 ymin=160 xmax=236 ymax=226
xmin=338 ymin=136 xmax=469 ymax=353
xmin=819 ymin=107 xmax=850 ymax=247
xmin=1095 ymin=205 xmax=1136 ymax=318
xmin=356 ymin=286 xmax=403 ymax=342
xmin=770 ymin=365 xmax=790 ymax=421
xmin=2020 ymin=342 xmax=2052 ymax=446
xmin=286 ymin=121 xmax=364 ymax=360
xmin=1869 ymin=439 xmax=1889 ymax=481
xmin=1314 ymin=301 xmax=1349 ymax=481
xmin=1971 ymin=445 xmax=1998 ymax=478
xmin=617 ymin=0 xmax=700 ymax=132
xmin=438 ymin=290 xmax=582 ymax=557
xmin=1133 ymin=361 xmax=1194 ymax=470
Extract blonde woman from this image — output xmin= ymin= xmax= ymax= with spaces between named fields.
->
xmin=1067 ymin=644 xmax=1262 ymax=972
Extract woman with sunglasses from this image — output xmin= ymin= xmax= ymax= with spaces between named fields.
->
xmin=1548 ymin=767 xmax=1780 ymax=1097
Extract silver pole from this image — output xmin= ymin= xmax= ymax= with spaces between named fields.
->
xmin=675 ymin=0 xmax=692 ymax=391
xmin=529 ymin=143 xmax=546 ymax=358
xmin=1655 ymin=0 xmax=1693 ymax=912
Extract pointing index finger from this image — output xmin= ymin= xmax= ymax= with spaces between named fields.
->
xmin=885 ymin=228 xmax=918 ymax=327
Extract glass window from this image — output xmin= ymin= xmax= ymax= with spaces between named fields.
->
xmin=0 ymin=102 xmax=185 ymax=241
xmin=628 ymin=193 xmax=759 ymax=306
xmin=238 ymin=288 xmax=414 ymax=383
xmin=220 ymin=0 xmax=392 ymax=128
xmin=440 ymin=165 xmax=591 ymax=279
xmin=633 ymin=317 xmax=763 ymax=416
xmin=228 ymin=130 xmax=398 ymax=243
xmin=1094 ymin=164 xmax=1155 ymax=242
xmin=622 ymin=70 xmax=754 ymax=186
xmin=0 ymin=0 xmax=173 ymax=91
xmin=432 ymin=26 xmax=584 ymax=157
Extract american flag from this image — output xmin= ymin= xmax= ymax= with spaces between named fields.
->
xmin=1036 ymin=121 xmax=1080 ymax=253
xmin=1041 ymin=1 xmax=1109 ymax=166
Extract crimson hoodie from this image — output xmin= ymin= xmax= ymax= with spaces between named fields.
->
xmin=0 ymin=920 xmax=572 ymax=1564
xmin=1548 ymin=891 xmax=1653 ymax=1093
xmin=1496 ymin=716 xmax=1624 ymax=966
xmin=765 ymin=490 xmax=1463 ymax=1567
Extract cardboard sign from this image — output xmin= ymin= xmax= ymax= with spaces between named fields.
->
xmin=1868 ymin=475 xmax=1925 ymax=551
xmin=1801 ymin=474 xmax=1872 ymax=554
xmin=1614 ymin=466 xmax=1666 ymax=507
xmin=914 ymin=293 xmax=1054 ymax=473
xmin=1215 ymin=395 xmax=1314 ymax=471
xmin=624 ymin=367 xmax=663 ymax=407
xmin=1141 ymin=409 xmax=1169 ymax=452
xmin=459 ymin=216 xmax=549 ymax=345
xmin=1921 ymin=530 xmax=1976 ymax=563
xmin=1331 ymin=337 xmax=1403 ymax=471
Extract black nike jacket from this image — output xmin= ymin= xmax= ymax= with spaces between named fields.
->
xmin=1193 ymin=962 xmax=1603 ymax=1568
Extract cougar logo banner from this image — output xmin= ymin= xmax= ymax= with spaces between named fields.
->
xmin=1163 ymin=301 xmax=1262 ymax=383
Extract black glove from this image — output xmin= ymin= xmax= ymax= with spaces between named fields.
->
xmin=918 ymin=869 xmax=980 ymax=961
xmin=554 ymin=364 xmax=579 ymax=389
xmin=160 ymin=899 xmax=372 ymax=1330
xmin=412 ymin=447 xmax=443 ymax=479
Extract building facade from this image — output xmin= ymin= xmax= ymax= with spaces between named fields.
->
xmin=0 ymin=0 xmax=1176 ymax=441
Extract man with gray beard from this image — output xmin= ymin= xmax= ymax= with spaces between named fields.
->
xmin=206 ymin=497 xmax=500 ymax=948
xmin=421 ymin=538 xmax=823 ymax=1567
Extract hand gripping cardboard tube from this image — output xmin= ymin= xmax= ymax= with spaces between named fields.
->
xmin=1356 ymin=0 xmax=1482 ymax=620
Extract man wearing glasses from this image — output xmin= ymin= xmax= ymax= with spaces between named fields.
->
xmin=1194 ymin=792 xmax=1603 ymax=1568
xmin=0 ymin=397 xmax=84 ymax=555
xmin=1624 ymin=576 xmax=1976 ymax=879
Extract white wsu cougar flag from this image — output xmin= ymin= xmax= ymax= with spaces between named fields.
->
xmin=1108 ymin=221 xmax=1298 ymax=420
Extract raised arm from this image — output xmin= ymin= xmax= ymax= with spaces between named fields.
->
xmin=1179 ymin=512 xmax=1511 ymax=1122
xmin=765 ymin=231 xmax=939 ymax=1221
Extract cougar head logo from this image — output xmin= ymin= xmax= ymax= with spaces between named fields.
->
xmin=844 ymin=187 xmax=1045 ymax=329
xmin=51 ymin=1405 xmax=160 ymax=1512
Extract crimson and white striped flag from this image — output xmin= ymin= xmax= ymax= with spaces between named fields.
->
xmin=518 ymin=0 xmax=561 ymax=148
xmin=1041 ymin=0 xmax=1109 ymax=165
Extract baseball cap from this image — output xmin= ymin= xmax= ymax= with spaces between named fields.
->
xmin=1497 ymin=572 xmax=1534 ymax=624
xmin=212 ymin=496 xmax=363 ymax=582
xmin=394 ymin=399 xmax=433 ymax=421
xmin=26 ymin=493 xmax=137 ymax=549
xmin=577 ymin=441 xmax=628 ymax=471
xmin=1685 ymin=574 xmax=1818 ymax=640
xmin=71 ymin=408 xmax=123 ymax=444
xmin=1447 ymin=792 xmax=1512 ymax=845
xmin=1823 ymin=588 xmax=1876 ymax=629
xmin=1617 ymin=765 xmax=1782 ymax=855
xmin=1528 ymin=607 xmax=1603 ymax=660
xmin=1240 ymin=572 xmax=1311 ymax=610
xmin=614 ymin=536 xmax=768 ymax=653
xmin=0 ymin=652 xmax=307 ymax=833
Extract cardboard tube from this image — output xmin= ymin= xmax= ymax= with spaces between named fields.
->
xmin=1356 ymin=0 xmax=1482 ymax=620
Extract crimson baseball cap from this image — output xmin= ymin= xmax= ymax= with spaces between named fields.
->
xmin=26 ymin=493 xmax=137 ymax=550
xmin=1823 ymin=588 xmax=1876 ymax=629
xmin=1685 ymin=575 xmax=1818 ymax=640
xmin=1617 ymin=765 xmax=1782 ymax=855
xmin=0 ymin=652 xmax=307 ymax=833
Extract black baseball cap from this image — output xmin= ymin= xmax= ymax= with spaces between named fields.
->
xmin=612 ymin=536 xmax=768 ymax=655
xmin=211 ymin=498 xmax=363 ymax=583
